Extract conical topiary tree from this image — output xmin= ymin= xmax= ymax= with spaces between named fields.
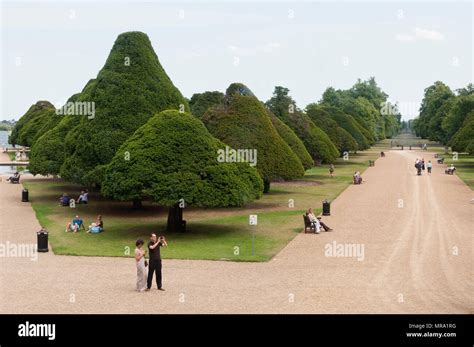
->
xmin=320 ymin=105 xmax=371 ymax=150
xmin=101 ymin=110 xmax=263 ymax=232
xmin=305 ymin=104 xmax=358 ymax=153
xmin=9 ymin=101 xmax=56 ymax=147
xmin=265 ymin=86 xmax=340 ymax=163
xmin=58 ymin=31 xmax=189 ymax=186
xmin=268 ymin=111 xmax=314 ymax=169
xmin=201 ymin=83 xmax=305 ymax=192
xmin=189 ymin=91 xmax=225 ymax=118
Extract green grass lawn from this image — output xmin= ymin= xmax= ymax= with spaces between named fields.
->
xmin=23 ymin=143 xmax=389 ymax=262
xmin=426 ymin=146 xmax=474 ymax=189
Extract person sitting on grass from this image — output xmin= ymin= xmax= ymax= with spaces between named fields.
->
xmin=59 ymin=193 xmax=70 ymax=206
xmin=66 ymin=215 xmax=85 ymax=233
xmin=87 ymin=215 xmax=104 ymax=234
xmin=306 ymin=208 xmax=333 ymax=234
xmin=77 ymin=189 xmax=89 ymax=204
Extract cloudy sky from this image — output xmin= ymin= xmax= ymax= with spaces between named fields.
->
xmin=1 ymin=0 xmax=472 ymax=121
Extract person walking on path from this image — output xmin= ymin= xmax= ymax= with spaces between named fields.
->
xmin=135 ymin=239 xmax=147 ymax=292
xmin=427 ymin=160 xmax=432 ymax=175
xmin=146 ymin=233 xmax=168 ymax=291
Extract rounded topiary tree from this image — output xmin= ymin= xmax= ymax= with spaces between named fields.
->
xmin=28 ymin=89 xmax=88 ymax=176
xmin=201 ymin=83 xmax=305 ymax=192
xmin=58 ymin=31 xmax=189 ymax=186
xmin=102 ymin=110 xmax=263 ymax=232
xmin=269 ymin=111 xmax=314 ymax=169
xmin=9 ymin=101 xmax=56 ymax=147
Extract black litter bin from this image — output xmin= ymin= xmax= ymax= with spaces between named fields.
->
xmin=322 ymin=200 xmax=331 ymax=216
xmin=37 ymin=229 xmax=49 ymax=252
xmin=22 ymin=188 xmax=29 ymax=202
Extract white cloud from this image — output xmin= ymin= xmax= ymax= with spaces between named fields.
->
xmin=396 ymin=27 xmax=445 ymax=42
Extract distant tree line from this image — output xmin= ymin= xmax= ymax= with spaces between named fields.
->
xmin=412 ymin=82 xmax=474 ymax=154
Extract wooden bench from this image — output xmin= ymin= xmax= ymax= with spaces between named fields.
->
xmin=445 ymin=167 xmax=456 ymax=175
xmin=9 ymin=174 xmax=21 ymax=184
xmin=303 ymin=214 xmax=316 ymax=233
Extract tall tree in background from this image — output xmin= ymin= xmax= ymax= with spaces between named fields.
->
xmin=414 ymin=81 xmax=455 ymax=141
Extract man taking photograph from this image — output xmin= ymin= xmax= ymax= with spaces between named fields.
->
xmin=146 ymin=233 xmax=168 ymax=291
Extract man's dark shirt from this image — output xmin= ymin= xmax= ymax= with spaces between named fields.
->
xmin=148 ymin=241 xmax=162 ymax=260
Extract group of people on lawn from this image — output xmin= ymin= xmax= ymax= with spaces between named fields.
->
xmin=61 ymin=190 xmax=104 ymax=233
xmin=60 ymin=189 xmax=168 ymax=293
xmin=59 ymin=190 xmax=89 ymax=206
xmin=65 ymin=214 xmax=104 ymax=233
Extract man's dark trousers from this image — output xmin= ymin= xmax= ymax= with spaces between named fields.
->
xmin=147 ymin=259 xmax=162 ymax=289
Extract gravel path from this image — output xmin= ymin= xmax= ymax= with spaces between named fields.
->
xmin=0 ymin=150 xmax=472 ymax=313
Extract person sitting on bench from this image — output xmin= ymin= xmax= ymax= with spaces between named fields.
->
xmin=353 ymin=171 xmax=362 ymax=184
xmin=6 ymin=171 xmax=20 ymax=183
xmin=307 ymin=208 xmax=333 ymax=233
xmin=445 ymin=164 xmax=456 ymax=175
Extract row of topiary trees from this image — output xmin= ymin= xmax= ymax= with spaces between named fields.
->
xmin=9 ymin=31 xmax=400 ymax=231
xmin=411 ymin=82 xmax=474 ymax=154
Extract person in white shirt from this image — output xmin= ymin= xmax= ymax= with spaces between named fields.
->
xmin=306 ymin=208 xmax=333 ymax=233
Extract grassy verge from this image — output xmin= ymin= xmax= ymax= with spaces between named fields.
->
xmin=23 ymin=143 xmax=387 ymax=261
xmin=426 ymin=147 xmax=474 ymax=189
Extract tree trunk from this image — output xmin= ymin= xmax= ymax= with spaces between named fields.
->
xmin=132 ymin=199 xmax=142 ymax=209
xmin=167 ymin=204 xmax=185 ymax=232
xmin=263 ymin=179 xmax=271 ymax=193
